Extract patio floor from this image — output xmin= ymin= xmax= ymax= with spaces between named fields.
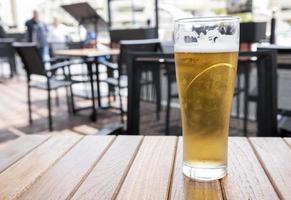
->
xmin=0 ymin=75 xmax=256 ymax=144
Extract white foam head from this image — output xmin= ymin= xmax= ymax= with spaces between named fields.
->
xmin=174 ymin=17 xmax=240 ymax=53
xmin=174 ymin=33 xmax=239 ymax=53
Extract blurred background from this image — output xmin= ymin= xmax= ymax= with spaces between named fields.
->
xmin=0 ymin=0 xmax=291 ymax=142
xmin=1 ymin=0 xmax=291 ymax=43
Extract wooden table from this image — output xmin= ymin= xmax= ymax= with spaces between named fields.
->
xmin=0 ymin=134 xmax=290 ymax=199
xmin=54 ymin=48 xmax=119 ymax=121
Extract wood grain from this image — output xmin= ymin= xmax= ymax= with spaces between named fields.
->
xmin=116 ymin=136 xmax=177 ymax=200
xmin=283 ymin=137 xmax=291 ymax=148
xmin=169 ymin=137 xmax=223 ymax=200
xmin=221 ymin=137 xmax=278 ymax=200
xmin=72 ymin=136 xmax=143 ymax=200
xmin=18 ymin=136 xmax=115 ymax=200
xmin=0 ymin=135 xmax=49 ymax=173
xmin=0 ymin=134 xmax=81 ymax=200
xmin=249 ymin=137 xmax=291 ymax=199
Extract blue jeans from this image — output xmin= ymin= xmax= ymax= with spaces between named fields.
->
xmin=38 ymin=46 xmax=49 ymax=61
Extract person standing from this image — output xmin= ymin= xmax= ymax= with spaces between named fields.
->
xmin=25 ymin=10 xmax=48 ymax=60
xmin=0 ymin=17 xmax=6 ymax=38
xmin=47 ymin=17 xmax=68 ymax=56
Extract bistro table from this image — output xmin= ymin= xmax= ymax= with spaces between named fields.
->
xmin=0 ymin=133 xmax=290 ymax=199
xmin=55 ymin=48 xmax=119 ymax=121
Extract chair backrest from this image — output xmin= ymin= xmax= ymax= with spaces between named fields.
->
xmin=66 ymin=41 xmax=84 ymax=49
xmin=257 ymin=45 xmax=291 ymax=69
xmin=240 ymin=22 xmax=267 ymax=43
xmin=0 ymin=38 xmax=15 ymax=57
xmin=126 ymin=52 xmax=174 ymax=135
xmin=109 ymin=28 xmax=157 ymax=46
xmin=4 ymin=33 xmax=26 ymax=42
xmin=126 ymin=51 xmax=278 ymax=136
xmin=118 ymin=39 xmax=161 ymax=75
xmin=247 ymin=49 xmax=278 ymax=136
xmin=14 ymin=43 xmax=46 ymax=76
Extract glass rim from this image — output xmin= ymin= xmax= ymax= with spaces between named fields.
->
xmin=175 ymin=16 xmax=240 ymax=24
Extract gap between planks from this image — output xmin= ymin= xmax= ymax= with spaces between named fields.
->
xmin=168 ymin=137 xmax=223 ymax=200
xmin=283 ymin=138 xmax=291 ymax=148
xmin=66 ymin=136 xmax=118 ymax=199
xmin=71 ymin=136 xmax=145 ymax=200
xmin=0 ymin=135 xmax=51 ymax=173
xmin=247 ymin=137 xmax=289 ymax=199
xmin=18 ymin=135 xmax=117 ymax=200
xmin=0 ymin=134 xmax=83 ymax=199
xmin=107 ymin=136 xmax=145 ymax=200
xmin=115 ymin=136 xmax=178 ymax=200
xmin=166 ymin=136 xmax=180 ymax=200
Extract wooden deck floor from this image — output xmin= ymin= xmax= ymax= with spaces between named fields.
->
xmin=0 ymin=76 xmax=255 ymax=144
xmin=0 ymin=77 xmax=122 ymax=143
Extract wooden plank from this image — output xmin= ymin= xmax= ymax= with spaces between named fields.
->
xmin=284 ymin=137 xmax=291 ymax=148
xmin=0 ymin=134 xmax=82 ymax=200
xmin=71 ymin=136 xmax=143 ymax=200
xmin=18 ymin=135 xmax=115 ymax=200
xmin=0 ymin=135 xmax=50 ymax=173
xmin=116 ymin=136 xmax=177 ymax=200
xmin=169 ymin=137 xmax=223 ymax=200
xmin=221 ymin=137 xmax=278 ymax=200
xmin=249 ymin=137 xmax=291 ymax=199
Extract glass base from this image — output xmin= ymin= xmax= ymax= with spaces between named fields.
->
xmin=183 ymin=163 xmax=227 ymax=181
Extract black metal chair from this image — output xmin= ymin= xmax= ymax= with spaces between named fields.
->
xmin=14 ymin=43 xmax=73 ymax=131
xmin=126 ymin=50 xmax=278 ymax=137
xmin=233 ymin=59 xmax=254 ymax=121
xmin=126 ymin=52 xmax=173 ymax=135
xmin=163 ymin=59 xmax=178 ymax=135
xmin=99 ymin=39 xmax=162 ymax=123
xmin=109 ymin=28 xmax=157 ymax=48
xmin=244 ymin=46 xmax=291 ymax=136
xmin=0 ymin=38 xmax=17 ymax=78
xmin=241 ymin=50 xmax=278 ymax=136
xmin=237 ymin=58 xmax=256 ymax=135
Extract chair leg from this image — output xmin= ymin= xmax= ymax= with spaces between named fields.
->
xmin=153 ymin=68 xmax=161 ymax=121
xmin=118 ymin=88 xmax=124 ymax=124
xmin=108 ymin=85 xmax=112 ymax=106
xmin=165 ymin=83 xmax=171 ymax=135
xmin=146 ymin=71 xmax=150 ymax=101
xmin=243 ymin=100 xmax=249 ymax=136
xmin=55 ymin=89 xmax=59 ymax=107
xmin=243 ymin=67 xmax=250 ymax=136
xmin=65 ymin=86 xmax=71 ymax=114
xmin=47 ymin=89 xmax=53 ymax=131
xmin=10 ymin=56 xmax=17 ymax=78
xmin=236 ymin=74 xmax=241 ymax=118
xmin=8 ymin=58 xmax=14 ymax=78
xmin=69 ymin=85 xmax=76 ymax=114
xmin=27 ymin=83 xmax=33 ymax=124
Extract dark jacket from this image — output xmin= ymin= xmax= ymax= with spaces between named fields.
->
xmin=25 ymin=19 xmax=37 ymax=42
xmin=25 ymin=19 xmax=48 ymax=47
xmin=0 ymin=24 xmax=5 ymax=38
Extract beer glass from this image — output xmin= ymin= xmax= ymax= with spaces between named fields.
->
xmin=174 ymin=16 xmax=239 ymax=181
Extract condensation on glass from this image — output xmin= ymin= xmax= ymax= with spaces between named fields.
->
xmin=174 ymin=16 xmax=240 ymax=181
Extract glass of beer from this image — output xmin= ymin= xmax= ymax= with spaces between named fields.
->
xmin=174 ymin=16 xmax=239 ymax=181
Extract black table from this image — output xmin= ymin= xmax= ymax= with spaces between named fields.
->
xmin=55 ymin=48 xmax=119 ymax=121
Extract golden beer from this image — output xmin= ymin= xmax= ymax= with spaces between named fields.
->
xmin=175 ymin=51 xmax=238 ymax=179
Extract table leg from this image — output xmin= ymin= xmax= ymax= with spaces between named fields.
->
xmin=87 ymin=61 xmax=97 ymax=121
xmin=95 ymin=61 xmax=102 ymax=108
xmin=127 ymin=59 xmax=142 ymax=135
